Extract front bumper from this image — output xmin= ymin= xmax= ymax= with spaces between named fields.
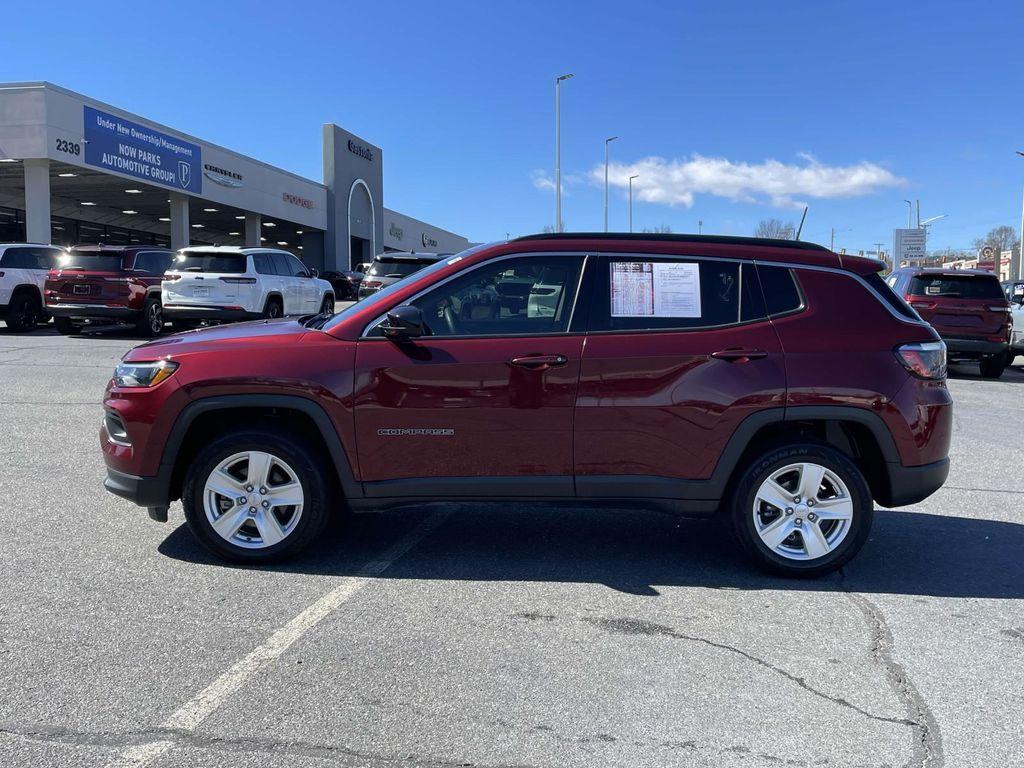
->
xmin=104 ymin=467 xmax=172 ymax=521
xmin=942 ymin=337 xmax=1008 ymax=358
xmin=164 ymin=305 xmax=262 ymax=321
xmin=879 ymin=457 xmax=950 ymax=508
xmin=47 ymin=303 xmax=137 ymax=319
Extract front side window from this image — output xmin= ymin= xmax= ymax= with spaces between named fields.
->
xmin=394 ymin=255 xmax=584 ymax=337
xmin=285 ymin=254 xmax=308 ymax=277
xmin=591 ymin=256 xmax=742 ymax=331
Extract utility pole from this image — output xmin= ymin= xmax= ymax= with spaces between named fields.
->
xmin=698 ymin=219 xmax=703 ymax=235
xmin=554 ymin=73 xmax=573 ymax=233
xmin=603 ymin=136 xmax=618 ymax=232
xmin=628 ymin=174 xmax=639 ymax=233
xmin=916 ymin=199 xmax=921 ymax=228
xmin=904 ymin=200 xmax=912 ymax=229
xmin=830 ymin=227 xmax=835 ymax=251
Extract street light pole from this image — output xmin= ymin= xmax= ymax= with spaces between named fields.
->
xmin=554 ymin=73 xmax=574 ymax=233
xmin=604 ymin=136 xmax=618 ymax=232
xmin=628 ymin=174 xmax=639 ymax=233
xmin=903 ymin=200 xmax=912 ymax=229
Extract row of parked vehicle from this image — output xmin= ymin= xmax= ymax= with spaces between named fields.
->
xmin=0 ymin=243 xmax=447 ymax=337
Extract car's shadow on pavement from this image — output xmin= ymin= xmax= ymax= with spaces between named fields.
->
xmin=158 ymin=505 xmax=1024 ymax=599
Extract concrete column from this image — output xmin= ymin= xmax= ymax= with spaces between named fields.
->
xmin=23 ymin=159 xmax=51 ymax=244
xmin=244 ymin=213 xmax=261 ymax=247
xmin=169 ymin=194 xmax=190 ymax=250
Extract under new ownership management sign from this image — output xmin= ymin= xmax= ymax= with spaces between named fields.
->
xmin=83 ymin=106 xmax=202 ymax=194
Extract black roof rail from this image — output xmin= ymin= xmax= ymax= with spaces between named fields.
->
xmin=512 ymin=232 xmax=831 ymax=252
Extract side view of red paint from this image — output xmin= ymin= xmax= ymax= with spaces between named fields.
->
xmin=100 ymin=233 xmax=952 ymax=576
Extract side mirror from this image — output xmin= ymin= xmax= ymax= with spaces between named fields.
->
xmin=308 ymin=268 xmax=319 ymax=279
xmin=381 ymin=305 xmax=425 ymax=339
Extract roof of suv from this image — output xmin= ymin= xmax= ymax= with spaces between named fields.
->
xmin=68 ymin=245 xmax=169 ymax=253
xmin=901 ymin=268 xmax=999 ymax=278
xmin=509 ymin=232 xmax=884 ymax=275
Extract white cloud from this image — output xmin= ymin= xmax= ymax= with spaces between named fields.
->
xmin=531 ymin=169 xmax=557 ymax=193
xmin=590 ymin=154 xmax=905 ymax=209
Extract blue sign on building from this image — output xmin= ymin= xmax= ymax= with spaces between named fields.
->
xmin=83 ymin=106 xmax=202 ymax=194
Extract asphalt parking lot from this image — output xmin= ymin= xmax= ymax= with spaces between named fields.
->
xmin=1 ymin=323 xmax=1022 ymax=768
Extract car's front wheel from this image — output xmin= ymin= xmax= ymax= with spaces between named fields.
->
xmin=979 ymin=353 xmax=1007 ymax=379
xmin=729 ymin=443 xmax=873 ymax=577
xmin=182 ymin=429 xmax=331 ymax=563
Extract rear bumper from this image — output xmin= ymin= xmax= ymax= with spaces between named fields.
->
xmin=47 ymin=303 xmax=137 ymax=319
xmin=879 ymin=457 xmax=950 ymax=508
xmin=942 ymin=337 xmax=1008 ymax=357
xmin=164 ymin=305 xmax=262 ymax=321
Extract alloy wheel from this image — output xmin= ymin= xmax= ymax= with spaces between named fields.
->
xmin=148 ymin=303 xmax=162 ymax=334
xmin=203 ymin=450 xmax=304 ymax=549
xmin=751 ymin=462 xmax=854 ymax=561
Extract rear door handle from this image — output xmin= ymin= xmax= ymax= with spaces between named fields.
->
xmin=509 ymin=354 xmax=569 ymax=370
xmin=710 ymin=348 xmax=768 ymax=363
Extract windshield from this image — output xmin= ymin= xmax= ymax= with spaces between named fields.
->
xmin=366 ymin=260 xmax=429 ymax=278
xmin=317 ymin=244 xmax=492 ymax=333
xmin=172 ymin=253 xmax=247 ymax=274
xmin=58 ymin=251 xmax=124 ymax=271
xmin=909 ymin=275 xmax=1004 ymax=300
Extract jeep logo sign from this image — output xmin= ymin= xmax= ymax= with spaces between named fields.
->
xmin=422 ymin=233 xmax=438 ymax=248
xmin=347 ymin=139 xmax=374 ymax=162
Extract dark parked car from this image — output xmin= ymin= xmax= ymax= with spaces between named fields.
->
xmin=320 ymin=269 xmax=364 ymax=300
xmin=101 ymin=233 xmax=951 ymax=577
xmin=45 ymin=245 xmax=174 ymax=336
xmin=887 ymin=267 xmax=1011 ymax=377
xmin=357 ymin=252 xmax=444 ymax=299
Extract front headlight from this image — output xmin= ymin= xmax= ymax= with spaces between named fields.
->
xmin=113 ymin=360 xmax=179 ymax=388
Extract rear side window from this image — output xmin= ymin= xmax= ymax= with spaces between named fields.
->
xmin=756 ymin=265 xmax=803 ymax=316
xmin=909 ymin=274 xmax=1004 ymax=300
xmin=590 ymin=256 xmax=741 ymax=332
xmin=174 ymin=252 xmax=247 ymax=274
xmin=864 ymin=272 xmax=919 ymax=320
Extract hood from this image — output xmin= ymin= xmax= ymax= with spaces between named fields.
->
xmin=124 ymin=318 xmax=312 ymax=361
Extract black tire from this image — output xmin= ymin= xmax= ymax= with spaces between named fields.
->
xmin=53 ymin=316 xmax=80 ymax=335
xmin=262 ymin=296 xmax=283 ymax=320
xmin=729 ymin=442 xmax=874 ymax=578
xmin=4 ymin=291 xmax=40 ymax=332
xmin=182 ymin=429 xmax=332 ymax=563
xmin=319 ymin=294 xmax=335 ymax=315
xmin=979 ymin=354 xmax=1006 ymax=379
xmin=135 ymin=296 xmax=164 ymax=337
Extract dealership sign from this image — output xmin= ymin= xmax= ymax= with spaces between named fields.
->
xmin=347 ymin=139 xmax=374 ymax=162
xmin=83 ymin=107 xmax=201 ymax=193
xmin=893 ymin=228 xmax=927 ymax=263
xmin=283 ymin=192 xmax=315 ymax=209
xmin=203 ymin=163 xmax=243 ymax=188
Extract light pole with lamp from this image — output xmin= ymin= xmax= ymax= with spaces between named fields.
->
xmin=903 ymin=200 xmax=913 ymax=229
xmin=604 ymin=136 xmax=618 ymax=232
xmin=628 ymin=174 xmax=639 ymax=233
xmin=554 ymin=73 xmax=574 ymax=233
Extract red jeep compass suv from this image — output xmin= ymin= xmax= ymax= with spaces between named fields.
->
xmin=100 ymin=234 xmax=952 ymax=576
xmin=886 ymin=267 xmax=1011 ymax=378
xmin=45 ymin=245 xmax=175 ymax=336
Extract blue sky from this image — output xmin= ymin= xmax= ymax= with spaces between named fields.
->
xmin=4 ymin=0 xmax=1024 ymax=253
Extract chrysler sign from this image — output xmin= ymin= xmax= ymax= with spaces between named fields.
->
xmin=347 ymin=139 xmax=374 ymax=162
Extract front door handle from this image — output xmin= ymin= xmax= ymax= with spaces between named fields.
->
xmin=710 ymin=348 xmax=768 ymax=363
xmin=509 ymin=354 xmax=569 ymax=370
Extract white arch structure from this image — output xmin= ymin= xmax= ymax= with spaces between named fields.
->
xmin=347 ymin=178 xmax=376 ymax=268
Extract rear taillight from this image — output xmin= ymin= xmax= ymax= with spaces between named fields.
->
xmin=908 ymin=299 xmax=936 ymax=310
xmin=219 ymin=277 xmax=258 ymax=284
xmin=896 ymin=341 xmax=947 ymax=380
xmin=362 ymin=280 xmax=382 ymax=288
xmin=162 ymin=274 xmax=182 ymax=282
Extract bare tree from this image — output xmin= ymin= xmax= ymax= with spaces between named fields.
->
xmin=755 ymin=219 xmax=795 ymax=240
xmin=971 ymin=226 xmax=1019 ymax=256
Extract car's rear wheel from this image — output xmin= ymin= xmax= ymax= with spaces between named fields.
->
xmin=135 ymin=297 xmax=164 ymax=337
xmin=979 ymin=354 xmax=1007 ymax=379
xmin=5 ymin=291 xmax=40 ymax=332
xmin=182 ymin=429 xmax=331 ymax=563
xmin=53 ymin=316 xmax=80 ymax=335
xmin=262 ymin=297 xmax=283 ymax=320
xmin=729 ymin=443 xmax=873 ymax=577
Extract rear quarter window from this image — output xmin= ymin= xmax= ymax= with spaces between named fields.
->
xmin=756 ymin=265 xmax=803 ymax=316
xmin=864 ymin=272 xmax=919 ymax=320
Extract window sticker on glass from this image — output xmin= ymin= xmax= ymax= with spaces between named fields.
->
xmin=610 ymin=262 xmax=702 ymax=317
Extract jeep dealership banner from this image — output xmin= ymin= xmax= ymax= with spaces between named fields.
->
xmin=83 ymin=106 xmax=202 ymax=194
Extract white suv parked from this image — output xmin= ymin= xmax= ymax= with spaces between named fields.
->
xmin=0 ymin=243 xmax=66 ymax=331
xmin=163 ymin=247 xmax=334 ymax=325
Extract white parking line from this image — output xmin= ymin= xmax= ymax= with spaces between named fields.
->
xmin=104 ymin=510 xmax=448 ymax=768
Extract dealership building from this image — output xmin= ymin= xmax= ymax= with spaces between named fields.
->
xmin=0 ymin=82 xmax=470 ymax=270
